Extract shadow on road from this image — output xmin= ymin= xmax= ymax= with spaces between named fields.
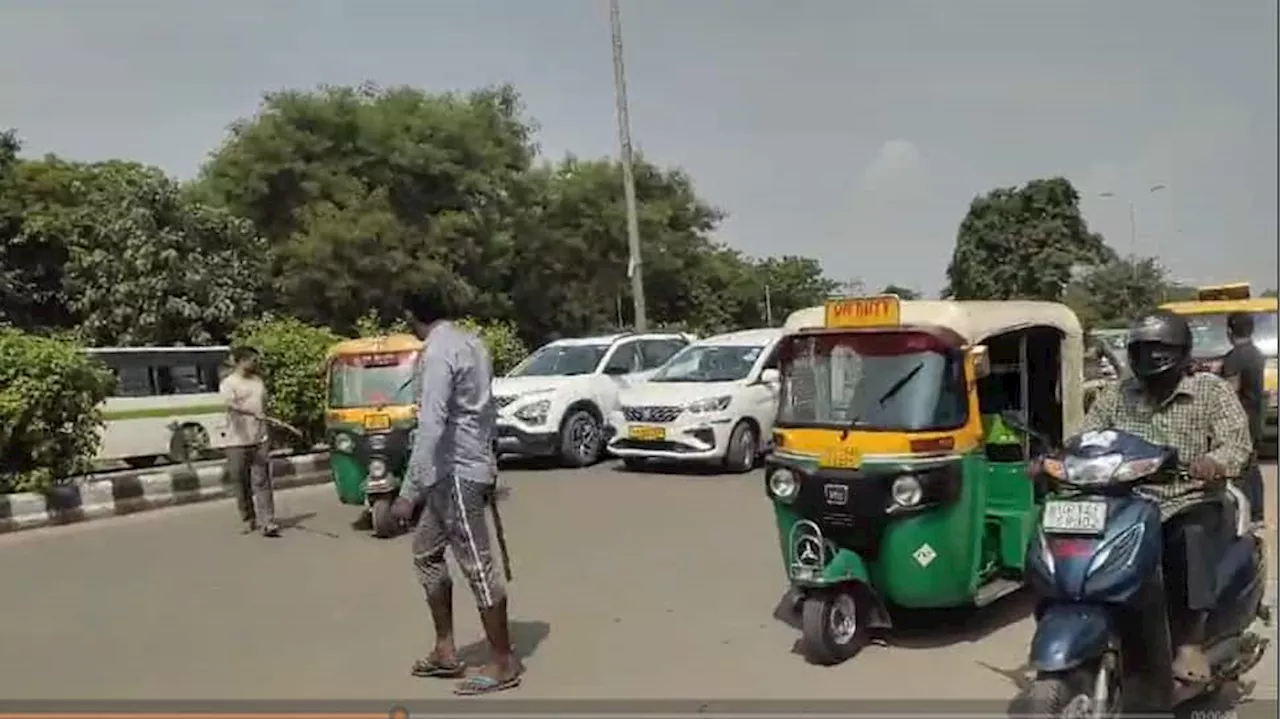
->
xmin=457 ymin=619 xmax=551 ymax=665
xmin=886 ymin=588 xmax=1035 ymax=650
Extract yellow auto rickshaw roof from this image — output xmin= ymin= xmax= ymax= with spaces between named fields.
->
xmin=1160 ymin=297 xmax=1278 ymax=315
xmin=327 ymin=333 xmax=423 ymax=358
xmin=783 ymin=300 xmax=1084 ymax=345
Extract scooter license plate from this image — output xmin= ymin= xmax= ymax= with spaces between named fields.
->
xmin=1042 ymin=500 xmax=1108 ymax=535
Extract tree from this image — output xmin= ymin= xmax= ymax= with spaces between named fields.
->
xmin=1063 ymin=256 xmax=1172 ymax=329
xmin=945 ymin=177 xmax=1112 ymax=301
xmin=197 ymin=83 xmax=537 ymax=334
xmin=1263 ymin=288 xmax=1277 ymax=298
xmin=881 ymin=284 xmax=921 ymax=300
xmin=2 ymin=151 xmax=265 ymax=344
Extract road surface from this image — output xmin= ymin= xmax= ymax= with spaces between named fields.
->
xmin=0 ymin=461 xmax=1274 ymax=705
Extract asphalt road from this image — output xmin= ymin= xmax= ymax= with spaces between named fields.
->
xmin=0 ymin=460 xmax=1274 ymax=706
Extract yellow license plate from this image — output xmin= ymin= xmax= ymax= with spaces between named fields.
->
xmin=364 ymin=413 xmax=391 ymax=431
xmin=629 ymin=425 xmax=666 ymax=441
xmin=820 ymin=446 xmax=861 ymax=469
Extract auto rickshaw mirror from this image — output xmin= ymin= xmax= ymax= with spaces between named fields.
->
xmin=969 ymin=346 xmax=991 ymax=379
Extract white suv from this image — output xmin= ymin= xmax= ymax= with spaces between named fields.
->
xmin=606 ymin=328 xmax=784 ymax=473
xmin=492 ymin=332 xmax=692 ymax=466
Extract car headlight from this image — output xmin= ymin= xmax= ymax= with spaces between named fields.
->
xmin=890 ymin=475 xmax=923 ymax=507
xmin=514 ymin=399 xmax=551 ymax=425
xmin=368 ymin=433 xmax=388 ymax=450
xmin=1064 ymin=453 xmax=1123 ymax=484
xmin=767 ymin=468 xmax=798 ymax=501
xmin=688 ymin=395 xmax=732 ymax=413
xmin=334 ymin=433 xmax=356 ymax=453
xmin=368 ymin=458 xmax=387 ymax=479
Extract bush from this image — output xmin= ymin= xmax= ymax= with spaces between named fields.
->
xmin=0 ymin=329 xmax=116 ymax=493
xmin=455 ymin=318 xmax=528 ymax=375
xmin=232 ymin=316 xmax=343 ymax=450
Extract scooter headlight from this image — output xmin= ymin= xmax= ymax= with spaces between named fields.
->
xmin=368 ymin=458 xmax=388 ymax=479
xmin=334 ymin=433 xmax=356 ymax=453
xmin=890 ymin=475 xmax=923 ymax=507
xmin=1063 ymin=453 xmax=1123 ymax=484
xmin=767 ymin=468 xmax=798 ymax=501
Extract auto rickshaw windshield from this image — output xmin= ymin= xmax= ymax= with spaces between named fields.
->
xmin=776 ymin=331 xmax=968 ymax=432
xmin=1186 ymin=312 xmax=1278 ymax=359
xmin=328 ymin=351 xmax=419 ymax=408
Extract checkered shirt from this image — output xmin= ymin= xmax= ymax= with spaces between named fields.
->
xmin=1079 ymin=372 xmax=1253 ymax=519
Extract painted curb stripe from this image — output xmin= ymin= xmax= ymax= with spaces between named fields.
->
xmin=0 ymin=454 xmax=332 ymax=535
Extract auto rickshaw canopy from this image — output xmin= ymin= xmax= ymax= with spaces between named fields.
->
xmin=326 ymin=333 xmax=423 ymax=361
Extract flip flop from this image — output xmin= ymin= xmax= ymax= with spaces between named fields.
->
xmin=453 ymin=673 xmax=523 ymax=696
xmin=1172 ymin=647 xmax=1212 ymax=683
xmin=411 ymin=656 xmax=466 ymax=678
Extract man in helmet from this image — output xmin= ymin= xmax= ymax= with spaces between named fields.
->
xmin=1078 ymin=310 xmax=1252 ymax=686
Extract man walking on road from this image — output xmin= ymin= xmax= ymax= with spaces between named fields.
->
xmin=220 ymin=346 xmax=279 ymax=537
xmin=391 ymin=287 xmax=522 ymax=696
xmin=1219 ymin=312 xmax=1267 ymax=526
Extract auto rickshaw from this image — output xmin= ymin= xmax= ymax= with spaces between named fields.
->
xmin=766 ymin=295 xmax=1084 ymax=664
xmin=325 ymin=334 xmax=423 ymax=537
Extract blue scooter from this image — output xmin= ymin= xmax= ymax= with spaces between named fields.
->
xmin=1009 ymin=421 xmax=1271 ymax=716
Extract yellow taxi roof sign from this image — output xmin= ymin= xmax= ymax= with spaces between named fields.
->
xmin=1196 ymin=282 xmax=1251 ymax=301
xmin=824 ymin=295 xmax=902 ymax=329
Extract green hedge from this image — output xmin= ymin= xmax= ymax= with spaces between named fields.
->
xmin=0 ymin=328 xmax=115 ymax=493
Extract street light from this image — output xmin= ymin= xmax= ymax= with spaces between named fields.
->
xmin=1098 ymin=184 xmax=1167 ymax=258
xmin=609 ymin=0 xmax=647 ymax=331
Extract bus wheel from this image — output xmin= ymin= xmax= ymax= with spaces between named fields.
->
xmin=170 ymin=423 xmax=211 ymax=463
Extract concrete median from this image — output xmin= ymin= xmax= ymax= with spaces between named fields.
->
xmin=0 ymin=453 xmax=332 ymax=534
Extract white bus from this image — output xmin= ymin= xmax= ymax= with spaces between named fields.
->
xmin=87 ymin=346 xmax=237 ymax=468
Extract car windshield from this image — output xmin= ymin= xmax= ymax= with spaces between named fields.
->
xmin=508 ymin=343 xmax=609 ymax=377
xmin=650 ymin=344 xmax=764 ymax=382
xmin=328 ymin=351 xmax=418 ymax=408
xmin=776 ymin=331 xmax=968 ymax=431
xmin=1186 ymin=312 xmax=1279 ymax=359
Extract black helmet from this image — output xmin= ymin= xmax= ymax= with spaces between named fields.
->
xmin=1126 ymin=310 xmax=1192 ymax=379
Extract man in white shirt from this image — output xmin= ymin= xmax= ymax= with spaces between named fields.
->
xmin=220 ymin=346 xmax=279 ymax=537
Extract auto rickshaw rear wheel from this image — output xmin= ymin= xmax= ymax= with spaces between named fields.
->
xmin=800 ymin=586 xmax=868 ymax=665
xmin=370 ymin=497 xmax=399 ymax=539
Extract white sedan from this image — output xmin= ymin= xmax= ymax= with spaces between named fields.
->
xmin=606 ymin=328 xmax=784 ymax=473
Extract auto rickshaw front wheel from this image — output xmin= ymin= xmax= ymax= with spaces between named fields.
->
xmin=370 ymin=497 xmax=400 ymax=539
xmin=800 ymin=586 xmax=869 ymax=665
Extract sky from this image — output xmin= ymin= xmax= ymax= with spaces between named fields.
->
xmin=1 ymin=0 xmax=1276 ymax=296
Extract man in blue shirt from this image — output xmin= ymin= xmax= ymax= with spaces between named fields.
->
xmin=391 ymin=288 xmax=521 ymax=695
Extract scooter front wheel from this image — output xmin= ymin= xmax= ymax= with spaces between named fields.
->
xmin=800 ymin=586 xmax=868 ymax=665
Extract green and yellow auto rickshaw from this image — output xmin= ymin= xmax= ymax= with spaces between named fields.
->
xmin=767 ymin=295 xmax=1085 ymax=664
xmin=325 ymin=334 xmax=422 ymax=537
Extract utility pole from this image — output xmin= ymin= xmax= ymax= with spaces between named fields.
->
xmin=609 ymin=0 xmax=647 ymax=331
xmin=764 ymin=284 xmax=774 ymax=326
xmin=1099 ymin=184 xmax=1167 ymax=319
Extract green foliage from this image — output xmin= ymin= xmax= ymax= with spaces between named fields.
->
xmin=353 ymin=310 xmax=410 ymax=339
xmin=881 ymin=284 xmax=922 ymax=300
xmin=1063 ymin=256 xmax=1172 ymax=330
xmin=0 ymin=329 xmax=115 ymax=493
xmin=231 ymin=316 xmax=343 ymax=449
xmin=945 ymin=177 xmax=1112 ymax=301
xmin=1263 ymin=288 xmax=1277 ymax=299
xmin=454 ymin=318 xmax=528 ymax=376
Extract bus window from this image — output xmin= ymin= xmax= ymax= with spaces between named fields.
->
xmin=114 ymin=365 xmax=154 ymax=397
xmin=168 ymin=364 xmax=206 ymax=394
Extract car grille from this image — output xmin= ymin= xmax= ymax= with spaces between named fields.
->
xmin=622 ymin=405 xmax=683 ymax=423
xmin=494 ymin=395 xmax=517 ymax=409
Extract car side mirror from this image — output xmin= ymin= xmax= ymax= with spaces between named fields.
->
xmin=969 ymin=346 xmax=990 ymax=379
xmin=757 ymin=368 xmax=780 ymax=385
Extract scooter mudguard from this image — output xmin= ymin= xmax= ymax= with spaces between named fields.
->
xmin=1030 ymin=603 xmax=1113 ymax=672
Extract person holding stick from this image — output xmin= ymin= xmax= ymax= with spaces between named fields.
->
xmin=391 ymin=288 xmax=522 ymax=696
xmin=220 ymin=346 xmax=280 ymax=537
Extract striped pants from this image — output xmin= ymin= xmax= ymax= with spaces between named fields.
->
xmin=412 ymin=476 xmax=505 ymax=609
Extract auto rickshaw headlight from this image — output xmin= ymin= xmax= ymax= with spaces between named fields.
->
xmin=767 ymin=468 xmax=798 ymax=501
xmin=891 ymin=475 xmax=923 ymax=507
xmin=368 ymin=458 xmax=388 ymax=479
xmin=334 ymin=433 xmax=356 ymax=453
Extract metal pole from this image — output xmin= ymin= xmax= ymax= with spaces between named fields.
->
xmin=764 ymin=284 xmax=774 ymax=326
xmin=1127 ymin=201 xmax=1137 ymax=258
xmin=610 ymin=0 xmax=647 ymax=331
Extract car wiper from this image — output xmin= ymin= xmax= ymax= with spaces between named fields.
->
xmin=876 ymin=362 xmax=926 ymax=407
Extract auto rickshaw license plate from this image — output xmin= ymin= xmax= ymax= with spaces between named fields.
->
xmin=629 ymin=425 xmax=666 ymax=441
xmin=1041 ymin=500 xmax=1107 ymax=535
xmin=364 ymin=413 xmax=391 ymax=431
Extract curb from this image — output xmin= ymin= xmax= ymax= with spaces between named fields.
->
xmin=0 ymin=453 xmax=332 ymax=535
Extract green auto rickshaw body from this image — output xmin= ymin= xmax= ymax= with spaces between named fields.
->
xmin=768 ymin=296 xmax=1085 ymax=663
xmin=324 ymin=334 xmax=423 ymax=516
